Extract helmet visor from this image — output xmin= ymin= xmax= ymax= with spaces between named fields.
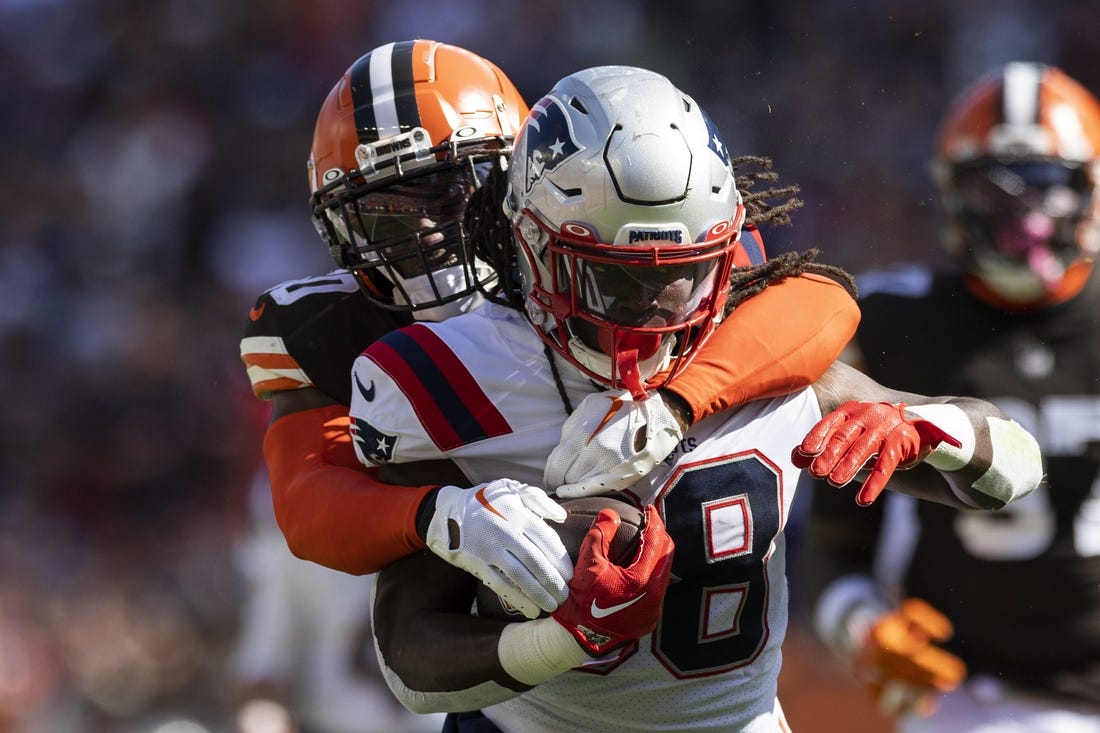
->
xmin=324 ymin=166 xmax=481 ymax=278
xmin=569 ymin=258 xmax=721 ymax=328
xmin=952 ymin=160 xmax=1092 ymax=287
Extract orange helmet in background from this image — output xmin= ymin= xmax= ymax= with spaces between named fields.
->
xmin=309 ymin=40 xmax=528 ymax=320
xmin=931 ymin=62 xmax=1100 ymax=310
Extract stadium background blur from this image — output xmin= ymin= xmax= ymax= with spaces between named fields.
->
xmin=1 ymin=1 xmax=1096 ymax=731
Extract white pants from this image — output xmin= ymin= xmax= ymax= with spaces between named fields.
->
xmin=900 ymin=675 xmax=1100 ymax=733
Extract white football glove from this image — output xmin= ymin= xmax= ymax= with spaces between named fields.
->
xmin=545 ymin=391 xmax=684 ymax=498
xmin=425 ymin=481 xmax=572 ymax=619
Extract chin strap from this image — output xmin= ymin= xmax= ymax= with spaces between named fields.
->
xmin=616 ymin=348 xmax=647 ymax=401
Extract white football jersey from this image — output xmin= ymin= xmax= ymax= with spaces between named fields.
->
xmin=349 ymin=302 xmax=822 ymax=732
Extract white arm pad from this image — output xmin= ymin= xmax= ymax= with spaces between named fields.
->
xmin=973 ymin=415 xmax=1043 ymax=507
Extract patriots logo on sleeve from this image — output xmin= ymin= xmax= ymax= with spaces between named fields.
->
xmin=367 ymin=323 xmax=512 ymax=452
xmin=520 ymin=96 xmax=582 ymax=195
xmin=351 ymin=417 xmax=397 ymax=465
xmin=701 ymin=109 xmax=730 ymax=168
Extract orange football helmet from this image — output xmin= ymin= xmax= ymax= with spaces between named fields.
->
xmin=308 ymin=40 xmax=528 ymax=320
xmin=931 ymin=62 xmax=1100 ymax=310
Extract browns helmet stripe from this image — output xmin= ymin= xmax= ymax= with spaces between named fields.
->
xmin=389 ymin=41 xmax=419 ymax=130
xmin=1002 ymin=61 xmax=1042 ymax=127
xmin=348 ymin=40 xmax=422 ymax=143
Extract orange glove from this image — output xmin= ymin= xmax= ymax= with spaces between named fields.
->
xmin=858 ymin=599 xmax=967 ymax=717
xmin=792 ymin=401 xmax=961 ymax=505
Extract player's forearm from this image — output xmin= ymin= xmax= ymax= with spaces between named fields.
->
xmin=378 ymin=613 xmax=533 ymax=713
xmin=664 ymin=273 xmax=860 ymax=423
xmin=373 ymin=552 xmax=536 ymax=713
xmin=811 ymin=363 xmax=1043 ymax=510
xmin=264 ymin=405 xmax=433 ymax=573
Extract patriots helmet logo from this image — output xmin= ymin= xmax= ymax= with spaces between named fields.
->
xmin=350 ymin=417 xmax=396 ymax=465
xmin=520 ymin=96 xmax=582 ymax=195
xmin=701 ymin=109 xmax=731 ymax=168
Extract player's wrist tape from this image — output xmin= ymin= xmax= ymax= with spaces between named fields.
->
xmin=813 ymin=575 xmax=889 ymax=660
xmin=973 ymin=416 xmax=1043 ymax=507
xmin=904 ymin=403 xmax=975 ymax=471
xmin=498 ymin=618 xmax=589 ymax=686
xmin=906 ymin=406 xmax=1041 ymax=508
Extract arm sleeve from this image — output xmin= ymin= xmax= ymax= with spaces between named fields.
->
xmin=263 ymin=404 xmax=435 ymax=574
xmin=666 ymin=273 xmax=860 ymax=422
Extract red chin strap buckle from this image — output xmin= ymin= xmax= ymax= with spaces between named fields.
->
xmin=615 ymin=348 xmax=646 ymax=400
xmin=598 ymin=328 xmax=659 ymax=399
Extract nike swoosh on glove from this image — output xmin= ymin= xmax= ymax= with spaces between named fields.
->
xmin=426 ymin=481 xmax=572 ymax=619
xmin=791 ymin=401 xmax=961 ymax=505
xmin=546 ymin=391 xmax=683 ymax=498
xmin=552 ymin=505 xmax=674 ymax=657
xmin=859 ymin=598 xmax=967 ymax=718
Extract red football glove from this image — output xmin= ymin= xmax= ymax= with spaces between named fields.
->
xmin=792 ymin=401 xmax=961 ymax=505
xmin=552 ymin=505 xmax=674 ymax=657
xmin=858 ymin=599 xmax=967 ymax=717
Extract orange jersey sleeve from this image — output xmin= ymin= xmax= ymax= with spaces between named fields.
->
xmin=263 ymin=404 xmax=435 ymax=574
xmin=666 ymin=273 xmax=860 ymax=421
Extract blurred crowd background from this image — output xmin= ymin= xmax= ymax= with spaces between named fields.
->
xmin=1 ymin=1 xmax=1097 ymax=731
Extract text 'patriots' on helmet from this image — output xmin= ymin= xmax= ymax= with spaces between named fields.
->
xmin=504 ymin=65 xmax=747 ymax=397
xmin=931 ymin=61 xmax=1100 ymax=310
xmin=308 ymin=40 xmax=529 ymax=321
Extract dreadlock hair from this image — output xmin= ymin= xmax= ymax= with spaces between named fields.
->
xmin=725 ymin=248 xmax=857 ymax=316
xmin=723 ymin=155 xmax=857 ymax=315
xmin=734 ymin=154 xmax=804 ymax=228
xmin=465 ymin=152 xmax=857 ymax=315
xmin=465 ymin=154 xmax=525 ymax=310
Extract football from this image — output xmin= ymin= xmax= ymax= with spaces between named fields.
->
xmin=474 ymin=495 xmax=644 ymax=620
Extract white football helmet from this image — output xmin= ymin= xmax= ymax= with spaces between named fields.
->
xmin=504 ymin=66 xmax=748 ymax=396
xmin=931 ymin=62 xmax=1100 ymax=310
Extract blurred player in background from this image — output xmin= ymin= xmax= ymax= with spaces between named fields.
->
xmin=353 ymin=65 xmax=1041 ymax=732
xmin=804 ymin=62 xmax=1100 ymax=732
xmin=239 ymin=39 xmax=860 ymax=617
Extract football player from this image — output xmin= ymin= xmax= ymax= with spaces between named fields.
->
xmin=803 ymin=63 xmax=1100 ymax=731
xmin=352 ymin=66 xmax=1042 ymax=732
xmin=239 ymin=40 xmax=862 ymax=613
